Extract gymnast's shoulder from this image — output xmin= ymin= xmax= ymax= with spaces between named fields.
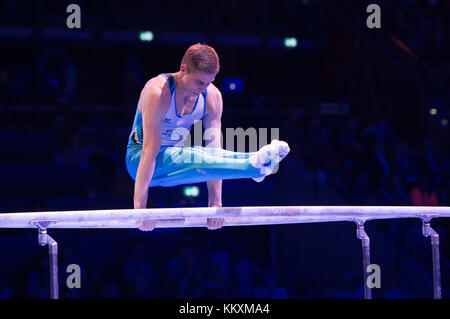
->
xmin=138 ymin=76 xmax=171 ymax=113
xmin=205 ymin=83 xmax=223 ymax=116
xmin=142 ymin=75 xmax=171 ymax=97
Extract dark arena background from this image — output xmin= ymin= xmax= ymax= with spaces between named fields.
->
xmin=0 ymin=0 xmax=449 ymax=301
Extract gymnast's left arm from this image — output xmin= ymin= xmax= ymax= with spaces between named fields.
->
xmin=203 ymin=86 xmax=224 ymax=230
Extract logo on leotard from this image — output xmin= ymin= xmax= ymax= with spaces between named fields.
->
xmin=131 ymin=128 xmax=142 ymax=144
xmin=162 ymin=129 xmax=173 ymax=137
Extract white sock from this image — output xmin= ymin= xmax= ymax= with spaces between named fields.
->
xmin=250 ymin=139 xmax=290 ymax=182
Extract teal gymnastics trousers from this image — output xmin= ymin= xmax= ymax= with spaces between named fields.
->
xmin=126 ymin=143 xmax=265 ymax=187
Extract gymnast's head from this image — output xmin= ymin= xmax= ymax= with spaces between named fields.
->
xmin=178 ymin=43 xmax=220 ymax=95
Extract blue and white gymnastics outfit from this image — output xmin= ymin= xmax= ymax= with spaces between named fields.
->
xmin=125 ymin=73 xmax=287 ymax=187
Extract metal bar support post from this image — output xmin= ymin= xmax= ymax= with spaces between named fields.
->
xmin=356 ymin=220 xmax=372 ymax=299
xmin=33 ymin=221 xmax=59 ymax=299
xmin=421 ymin=217 xmax=441 ymax=299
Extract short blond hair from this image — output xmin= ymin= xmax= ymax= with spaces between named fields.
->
xmin=181 ymin=43 xmax=220 ymax=74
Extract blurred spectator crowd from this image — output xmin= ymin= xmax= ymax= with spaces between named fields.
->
xmin=388 ymin=0 xmax=449 ymax=97
xmin=336 ymin=0 xmax=450 ymax=97
xmin=0 ymin=0 xmax=320 ymax=37
xmin=0 ymin=234 xmax=420 ymax=299
xmin=287 ymin=109 xmax=449 ymax=207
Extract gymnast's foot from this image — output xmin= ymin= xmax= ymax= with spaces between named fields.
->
xmin=250 ymin=139 xmax=290 ymax=182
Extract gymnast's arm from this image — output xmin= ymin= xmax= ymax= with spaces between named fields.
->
xmin=203 ymin=85 xmax=225 ymax=230
xmin=203 ymin=85 xmax=223 ymax=207
xmin=134 ymin=79 xmax=170 ymax=210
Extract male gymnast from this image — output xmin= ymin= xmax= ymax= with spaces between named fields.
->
xmin=126 ymin=43 xmax=290 ymax=231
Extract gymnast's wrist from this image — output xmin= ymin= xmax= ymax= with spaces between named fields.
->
xmin=134 ymin=199 xmax=147 ymax=209
xmin=208 ymin=202 xmax=222 ymax=207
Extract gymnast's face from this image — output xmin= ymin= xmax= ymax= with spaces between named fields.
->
xmin=179 ymin=65 xmax=216 ymax=95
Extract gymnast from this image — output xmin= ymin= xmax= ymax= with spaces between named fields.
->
xmin=125 ymin=43 xmax=290 ymax=231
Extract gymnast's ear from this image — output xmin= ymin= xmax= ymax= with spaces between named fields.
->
xmin=180 ymin=64 xmax=189 ymax=74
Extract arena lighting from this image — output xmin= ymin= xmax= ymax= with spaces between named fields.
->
xmin=0 ymin=206 xmax=449 ymax=299
xmin=284 ymin=37 xmax=298 ymax=48
xmin=441 ymin=119 xmax=448 ymax=126
xmin=430 ymin=108 xmax=437 ymax=115
xmin=222 ymin=78 xmax=244 ymax=93
xmin=183 ymin=185 xmax=200 ymax=197
xmin=139 ymin=31 xmax=154 ymax=42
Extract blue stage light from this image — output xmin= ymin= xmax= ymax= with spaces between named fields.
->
xmin=222 ymin=78 xmax=244 ymax=93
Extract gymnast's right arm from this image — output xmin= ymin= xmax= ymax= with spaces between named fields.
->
xmin=134 ymin=80 xmax=169 ymax=212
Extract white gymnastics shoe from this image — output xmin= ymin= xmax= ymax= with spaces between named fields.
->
xmin=250 ymin=139 xmax=290 ymax=182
